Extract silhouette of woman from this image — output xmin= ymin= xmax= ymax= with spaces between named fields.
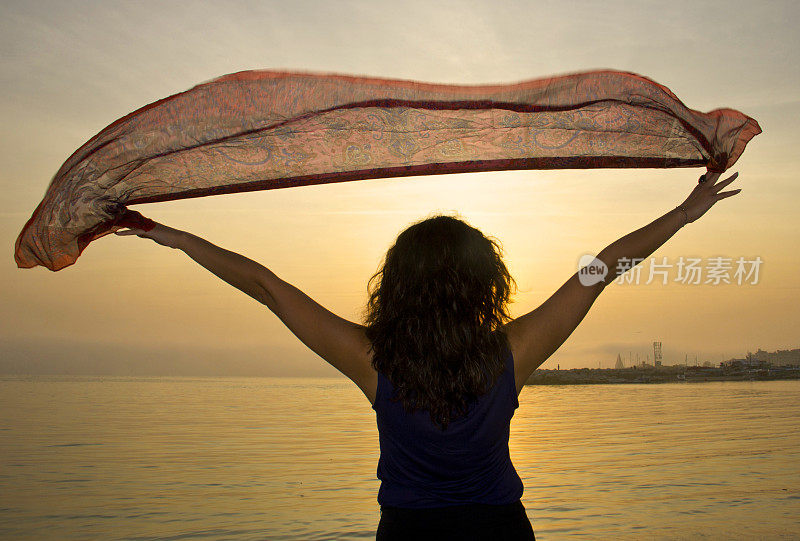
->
xmin=116 ymin=170 xmax=740 ymax=540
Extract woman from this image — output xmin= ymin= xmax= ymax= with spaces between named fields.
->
xmin=116 ymin=170 xmax=740 ymax=540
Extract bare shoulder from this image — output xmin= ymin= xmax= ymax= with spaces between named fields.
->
xmin=501 ymin=271 xmax=605 ymax=397
xmin=501 ymin=320 xmax=529 ymax=395
xmin=348 ymin=325 xmax=378 ymax=407
xmin=360 ymin=345 xmax=378 ymax=407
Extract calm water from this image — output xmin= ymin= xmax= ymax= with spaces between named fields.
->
xmin=0 ymin=376 xmax=798 ymax=540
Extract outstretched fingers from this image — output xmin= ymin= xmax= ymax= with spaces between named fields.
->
xmin=711 ymin=171 xmax=740 ymax=193
xmin=715 ymin=188 xmax=742 ymax=200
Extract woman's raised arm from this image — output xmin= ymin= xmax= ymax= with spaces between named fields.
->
xmin=503 ymin=170 xmax=741 ymax=393
xmin=115 ymin=224 xmax=377 ymax=404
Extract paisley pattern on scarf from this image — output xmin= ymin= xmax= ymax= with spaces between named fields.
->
xmin=14 ymin=69 xmax=761 ymax=271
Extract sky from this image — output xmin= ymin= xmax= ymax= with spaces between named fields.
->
xmin=1 ymin=0 xmax=798 ymax=377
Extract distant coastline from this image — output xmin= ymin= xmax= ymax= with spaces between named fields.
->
xmin=526 ymin=365 xmax=800 ymax=385
xmin=528 ymin=347 xmax=800 ymax=385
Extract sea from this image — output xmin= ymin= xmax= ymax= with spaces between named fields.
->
xmin=1 ymin=376 xmax=798 ymax=540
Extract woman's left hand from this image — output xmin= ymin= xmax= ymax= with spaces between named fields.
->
xmin=678 ymin=170 xmax=741 ymax=224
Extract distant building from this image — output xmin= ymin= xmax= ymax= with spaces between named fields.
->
xmin=653 ymin=341 xmax=662 ymax=366
xmin=720 ymin=357 xmax=769 ymax=370
xmin=752 ymin=348 xmax=800 ymax=367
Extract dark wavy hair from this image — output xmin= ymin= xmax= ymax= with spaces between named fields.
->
xmin=361 ymin=212 xmax=517 ymax=431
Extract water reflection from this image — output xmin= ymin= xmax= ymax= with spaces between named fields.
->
xmin=0 ymin=376 xmax=798 ymax=539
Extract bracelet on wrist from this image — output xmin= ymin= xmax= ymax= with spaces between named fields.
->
xmin=676 ymin=205 xmax=689 ymax=226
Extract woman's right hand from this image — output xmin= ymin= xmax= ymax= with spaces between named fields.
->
xmin=679 ymin=170 xmax=741 ymax=224
xmin=115 ymin=222 xmax=185 ymax=249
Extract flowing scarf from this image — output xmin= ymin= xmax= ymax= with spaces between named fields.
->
xmin=14 ymin=68 xmax=761 ymax=271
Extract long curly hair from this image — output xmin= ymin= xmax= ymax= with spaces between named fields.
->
xmin=362 ymin=212 xmax=517 ymax=431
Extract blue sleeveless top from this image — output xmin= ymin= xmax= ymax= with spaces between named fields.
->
xmin=372 ymin=342 xmax=524 ymax=508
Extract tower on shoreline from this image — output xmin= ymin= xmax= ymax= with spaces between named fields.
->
xmin=653 ymin=341 xmax=663 ymax=367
